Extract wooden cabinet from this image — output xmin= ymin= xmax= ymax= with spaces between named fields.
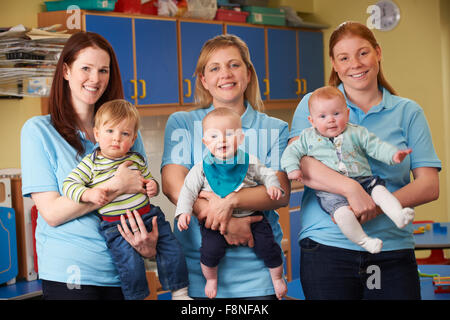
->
xmin=225 ymin=24 xmax=267 ymax=101
xmin=38 ymin=11 xmax=324 ymax=116
xmin=85 ymin=15 xmax=179 ymax=106
xmin=179 ymin=21 xmax=223 ymax=104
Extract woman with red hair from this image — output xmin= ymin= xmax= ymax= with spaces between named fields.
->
xmin=289 ymin=22 xmax=441 ymax=299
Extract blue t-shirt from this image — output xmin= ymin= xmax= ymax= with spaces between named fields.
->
xmin=21 ymin=115 xmax=147 ymax=286
xmin=161 ymin=102 xmax=289 ymax=298
xmin=289 ymin=84 xmax=442 ymax=251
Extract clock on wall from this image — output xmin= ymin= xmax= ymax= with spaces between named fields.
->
xmin=376 ymin=0 xmax=401 ymax=31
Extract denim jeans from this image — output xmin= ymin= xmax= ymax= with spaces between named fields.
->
xmin=299 ymin=238 xmax=421 ymax=300
xmin=99 ymin=205 xmax=189 ymax=300
xmin=315 ymin=176 xmax=385 ymax=216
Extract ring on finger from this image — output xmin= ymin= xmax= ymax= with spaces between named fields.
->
xmin=132 ymin=228 xmax=139 ymax=233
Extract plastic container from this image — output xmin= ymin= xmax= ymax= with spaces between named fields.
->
xmin=229 ymin=0 xmax=269 ymax=6
xmin=215 ymin=8 xmax=249 ymax=23
xmin=184 ymin=0 xmax=217 ymax=20
xmin=45 ymin=0 xmax=117 ymax=12
xmin=243 ymin=6 xmax=286 ymax=26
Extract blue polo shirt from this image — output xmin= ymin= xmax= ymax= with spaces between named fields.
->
xmin=161 ymin=102 xmax=289 ymax=298
xmin=289 ymin=85 xmax=442 ymax=251
xmin=21 ymin=115 xmax=147 ymax=286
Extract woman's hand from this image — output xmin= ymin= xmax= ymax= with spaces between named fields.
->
xmin=198 ymin=191 xmax=234 ymax=235
xmin=344 ymin=180 xmax=379 ymax=224
xmin=118 ymin=209 xmax=158 ymax=258
xmin=223 ymin=215 xmax=263 ymax=247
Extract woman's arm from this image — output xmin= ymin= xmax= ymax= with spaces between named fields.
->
xmin=33 ymin=161 xmax=147 ymax=227
xmin=392 ymin=167 xmax=439 ymax=208
xmin=299 ymin=154 xmax=378 ymax=220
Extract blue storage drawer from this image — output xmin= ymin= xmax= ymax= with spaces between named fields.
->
xmin=0 ymin=207 xmax=18 ymax=284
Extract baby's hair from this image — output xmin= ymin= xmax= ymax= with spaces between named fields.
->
xmin=202 ymin=107 xmax=242 ymax=128
xmin=308 ymin=86 xmax=346 ymax=112
xmin=94 ymin=99 xmax=140 ymax=135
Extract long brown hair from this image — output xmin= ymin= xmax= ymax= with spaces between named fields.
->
xmin=194 ymin=34 xmax=263 ymax=111
xmin=328 ymin=21 xmax=397 ymax=95
xmin=49 ymin=31 xmax=123 ymax=158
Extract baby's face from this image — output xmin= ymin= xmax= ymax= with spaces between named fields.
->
xmin=202 ymin=115 xmax=243 ymax=160
xmin=94 ymin=118 xmax=136 ymax=159
xmin=308 ymin=97 xmax=349 ymax=138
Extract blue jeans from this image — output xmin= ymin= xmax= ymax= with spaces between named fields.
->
xmin=315 ymin=176 xmax=385 ymax=216
xmin=299 ymin=238 xmax=421 ymax=300
xmin=99 ymin=205 xmax=189 ymax=300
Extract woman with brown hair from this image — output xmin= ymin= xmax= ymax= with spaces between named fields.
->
xmin=289 ymin=21 xmax=441 ymax=299
xmin=20 ymin=32 xmax=158 ymax=299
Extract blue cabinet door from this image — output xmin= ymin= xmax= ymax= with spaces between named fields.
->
xmin=298 ymin=31 xmax=324 ymax=96
xmin=85 ymin=15 xmax=135 ymax=103
xmin=179 ymin=22 xmax=223 ymax=104
xmin=267 ymin=28 xmax=298 ymax=100
xmin=226 ymin=25 xmax=267 ymax=101
xmin=134 ymin=19 xmax=179 ymax=105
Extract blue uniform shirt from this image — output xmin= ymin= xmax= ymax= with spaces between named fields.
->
xmin=21 ymin=115 xmax=147 ymax=286
xmin=289 ymin=85 xmax=441 ymax=251
xmin=162 ymin=102 xmax=289 ymax=298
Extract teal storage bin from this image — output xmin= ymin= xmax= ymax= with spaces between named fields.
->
xmin=0 ymin=207 xmax=18 ymax=285
xmin=243 ymin=6 xmax=286 ymax=26
xmin=45 ymin=0 xmax=117 ymax=12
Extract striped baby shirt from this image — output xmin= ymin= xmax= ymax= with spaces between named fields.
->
xmin=63 ymin=149 xmax=153 ymax=218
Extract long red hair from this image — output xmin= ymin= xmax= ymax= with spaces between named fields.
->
xmin=328 ymin=21 xmax=397 ymax=95
xmin=49 ymin=31 xmax=123 ymax=158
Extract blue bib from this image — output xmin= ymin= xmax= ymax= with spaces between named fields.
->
xmin=203 ymin=149 xmax=249 ymax=198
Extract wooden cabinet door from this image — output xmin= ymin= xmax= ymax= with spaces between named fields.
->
xmin=134 ymin=18 xmax=179 ymax=105
xmin=226 ymin=25 xmax=267 ymax=101
xmin=85 ymin=15 xmax=135 ymax=103
xmin=179 ymin=21 xmax=223 ymax=104
xmin=267 ymin=28 xmax=298 ymax=100
xmin=297 ymin=30 xmax=324 ymax=96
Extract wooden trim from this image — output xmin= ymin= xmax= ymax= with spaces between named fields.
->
xmin=131 ymin=18 xmax=138 ymax=105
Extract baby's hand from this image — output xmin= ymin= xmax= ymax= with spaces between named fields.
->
xmin=146 ymin=179 xmax=158 ymax=198
xmin=177 ymin=213 xmax=191 ymax=231
xmin=393 ymin=148 xmax=412 ymax=163
xmin=267 ymin=186 xmax=283 ymax=201
xmin=287 ymin=169 xmax=303 ymax=182
xmin=81 ymin=188 xmax=108 ymax=206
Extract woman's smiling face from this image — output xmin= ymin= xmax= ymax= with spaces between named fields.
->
xmin=200 ymin=46 xmax=251 ymax=109
xmin=331 ymin=36 xmax=381 ymax=92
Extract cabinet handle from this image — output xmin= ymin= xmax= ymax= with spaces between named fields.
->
xmin=301 ymin=79 xmax=307 ymax=94
xmin=130 ymin=80 xmax=137 ymax=99
xmin=139 ymin=79 xmax=146 ymax=99
xmin=295 ymin=79 xmax=301 ymax=95
xmin=263 ymin=78 xmax=270 ymax=96
xmin=184 ymin=79 xmax=192 ymax=98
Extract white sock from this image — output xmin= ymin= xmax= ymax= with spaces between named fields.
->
xmin=333 ymin=206 xmax=383 ymax=254
xmin=371 ymin=185 xmax=415 ymax=228
xmin=171 ymin=286 xmax=192 ymax=300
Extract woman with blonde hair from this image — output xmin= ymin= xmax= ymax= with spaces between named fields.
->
xmin=161 ymin=34 xmax=290 ymax=299
xmin=289 ymin=21 xmax=441 ymax=299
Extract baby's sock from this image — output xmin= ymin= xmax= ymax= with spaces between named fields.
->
xmin=371 ymin=185 xmax=415 ymax=228
xmin=334 ymin=206 xmax=383 ymax=254
xmin=171 ymin=286 xmax=192 ymax=300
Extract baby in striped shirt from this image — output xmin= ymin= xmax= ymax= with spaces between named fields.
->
xmin=63 ymin=99 xmax=189 ymax=300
